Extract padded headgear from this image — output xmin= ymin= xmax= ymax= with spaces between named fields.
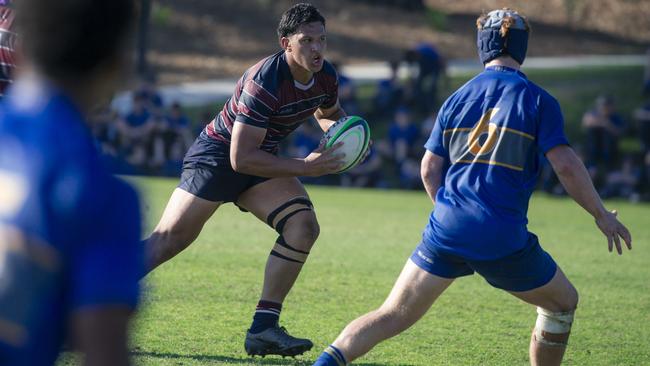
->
xmin=477 ymin=8 xmax=529 ymax=65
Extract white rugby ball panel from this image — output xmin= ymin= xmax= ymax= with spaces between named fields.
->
xmin=323 ymin=116 xmax=370 ymax=173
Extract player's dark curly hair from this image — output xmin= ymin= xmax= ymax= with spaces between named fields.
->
xmin=16 ymin=0 xmax=135 ymax=80
xmin=277 ymin=3 xmax=325 ymax=38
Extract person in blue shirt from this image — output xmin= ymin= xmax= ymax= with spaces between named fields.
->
xmin=388 ymin=106 xmax=420 ymax=162
xmin=0 ymin=1 xmax=141 ymax=365
xmin=582 ymin=95 xmax=626 ymax=185
xmin=314 ymin=8 xmax=631 ymax=366
xmin=404 ymin=42 xmax=446 ymax=114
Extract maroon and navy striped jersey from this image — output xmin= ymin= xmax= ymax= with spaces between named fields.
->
xmin=0 ymin=2 xmax=14 ymax=97
xmin=205 ymin=50 xmax=339 ymax=155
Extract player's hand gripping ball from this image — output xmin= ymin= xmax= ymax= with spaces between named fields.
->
xmin=322 ymin=115 xmax=371 ymax=173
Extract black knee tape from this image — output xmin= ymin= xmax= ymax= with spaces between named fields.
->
xmin=266 ymin=197 xmax=314 ymax=234
xmin=270 ymin=250 xmax=304 ymax=263
xmin=269 ymin=235 xmax=310 ymax=263
xmin=274 ymin=208 xmax=312 ymax=234
xmin=277 ymin=235 xmax=309 ymax=255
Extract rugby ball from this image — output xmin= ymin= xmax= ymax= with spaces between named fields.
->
xmin=323 ymin=116 xmax=371 ymax=173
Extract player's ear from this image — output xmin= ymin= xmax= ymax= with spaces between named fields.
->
xmin=281 ymin=37 xmax=291 ymax=51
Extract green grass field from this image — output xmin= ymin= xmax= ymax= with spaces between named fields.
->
xmin=58 ymin=176 xmax=649 ymax=366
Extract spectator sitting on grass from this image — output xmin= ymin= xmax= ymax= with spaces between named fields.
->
xmin=634 ymin=93 xmax=650 ymax=155
xmin=135 ymin=74 xmax=163 ymax=110
xmin=117 ymin=93 xmax=156 ymax=146
xmin=388 ymin=106 xmax=420 ymax=164
xmin=373 ymin=60 xmax=404 ymax=120
xmin=164 ymin=102 xmax=193 ymax=154
xmin=404 ymin=42 xmax=446 ymax=114
xmin=581 ymin=95 xmax=625 ymax=185
xmin=599 ymin=155 xmax=641 ymax=202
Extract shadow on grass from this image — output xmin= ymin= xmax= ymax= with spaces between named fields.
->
xmin=131 ymin=350 xmax=415 ymax=366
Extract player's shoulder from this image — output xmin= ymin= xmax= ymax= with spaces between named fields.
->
xmin=532 ymin=82 xmax=557 ymax=104
xmin=244 ymin=51 xmax=288 ymax=92
xmin=4 ymin=81 xmax=90 ymax=154
xmin=319 ymin=59 xmax=338 ymax=78
xmin=2 ymin=79 xmax=100 ymax=190
xmin=514 ymin=76 xmax=559 ymax=110
xmin=314 ymin=59 xmax=338 ymax=87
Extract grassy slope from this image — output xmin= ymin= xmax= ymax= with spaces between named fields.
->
xmin=57 ymin=176 xmax=649 ymax=365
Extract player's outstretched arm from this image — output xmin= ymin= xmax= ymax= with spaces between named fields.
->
xmin=546 ymin=145 xmax=632 ymax=254
xmin=421 ymin=150 xmax=445 ymax=205
xmin=230 ymin=122 xmax=345 ymax=177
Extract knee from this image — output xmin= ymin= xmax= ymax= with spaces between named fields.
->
xmin=554 ymin=284 xmax=579 ymax=313
xmin=539 ymin=281 xmax=579 ymax=313
xmin=563 ymin=285 xmax=579 ymax=312
xmin=282 ymin=215 xmax=320 ymax=249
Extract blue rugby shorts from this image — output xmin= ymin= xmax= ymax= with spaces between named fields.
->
xmin=410 ymin=233 xmax=557 ymax=292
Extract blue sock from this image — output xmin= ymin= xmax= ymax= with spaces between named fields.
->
xmin=314 ymin=345 xmax=347 ymax=366
xmin=249 ymin=300 xmax=282 ymax=334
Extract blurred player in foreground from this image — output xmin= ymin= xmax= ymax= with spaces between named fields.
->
xmin=143 ymin=2 xmax=347 ymax=358
xmin=0 ymin=0 xmax=141 ymax=365
xmin=315 ymin=8 xmax=631 ymax=366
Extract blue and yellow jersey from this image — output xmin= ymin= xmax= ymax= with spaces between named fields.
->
xmin=0 ymin=77 xmax=143 ymax=365
xmin=423 ymin=66 xmax=568 ymax=260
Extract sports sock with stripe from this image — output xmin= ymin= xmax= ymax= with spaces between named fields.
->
xmin=314 ymin=345 xmax=347 ymax=366
xmin=249 ymin=300 xmax=282 ymax=334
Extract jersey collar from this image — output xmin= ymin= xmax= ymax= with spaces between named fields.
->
xmin=485 ymin=65 xmax=527 ymax=78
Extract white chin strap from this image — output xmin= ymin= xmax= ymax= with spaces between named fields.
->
xmin=534 ymin=307 xmax=574 ymax=346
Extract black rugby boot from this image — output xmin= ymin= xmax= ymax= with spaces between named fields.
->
xmin=245 ymin=325 xmax=313 ymax=357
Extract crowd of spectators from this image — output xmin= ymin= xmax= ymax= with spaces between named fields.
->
xmin=540 ymin=91 xmax=650 ymax=202
xmin=94 ymin=47 xmax=650 ymax=202
xmin=541 ymin=47 xmax=650 ymax=202
xmin=92 ymin=79 xmax=195 ymax=177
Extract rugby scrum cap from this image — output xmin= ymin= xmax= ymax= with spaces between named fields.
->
xmin=477 ymin=8 xmax=529 ymax=65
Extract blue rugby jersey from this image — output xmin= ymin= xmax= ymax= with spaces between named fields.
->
xmin=423 ymin=66 xmax=568 ymax=260
xmin=205 ymin=50 xmax=338 ymax=159
xmin=0 ymin=77 xmax=143 ymax=365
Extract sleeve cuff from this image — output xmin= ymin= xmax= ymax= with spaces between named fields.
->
xmin=235 ymin=116 xmax=267 ymax=129
xmin=540 ymin=137 xmax=570 ymax=154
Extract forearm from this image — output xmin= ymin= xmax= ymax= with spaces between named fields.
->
xmin=315 ymin=106 xmax=346 ymax=131
xmin=232 ymin=148 xmax=306 ymax=178
xmin=555 ymin=152 xmax=608 ymax=219
xmin=317 ymin=117 xmax=338 ymax=131
xmin=422 ymin=174 xmax=440 ymax=204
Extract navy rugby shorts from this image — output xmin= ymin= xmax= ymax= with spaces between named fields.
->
xmin=410 ymin=233 xmax=557 ymax=292
xmin=178 ymin=131 xmax=268 ymax=202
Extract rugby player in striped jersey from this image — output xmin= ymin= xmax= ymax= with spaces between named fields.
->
xmin=143 ymin=3 xmax=347 ymax=358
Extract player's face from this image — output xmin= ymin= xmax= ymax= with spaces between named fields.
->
xmin=283 ymin=21 xmax=327 ymax=76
